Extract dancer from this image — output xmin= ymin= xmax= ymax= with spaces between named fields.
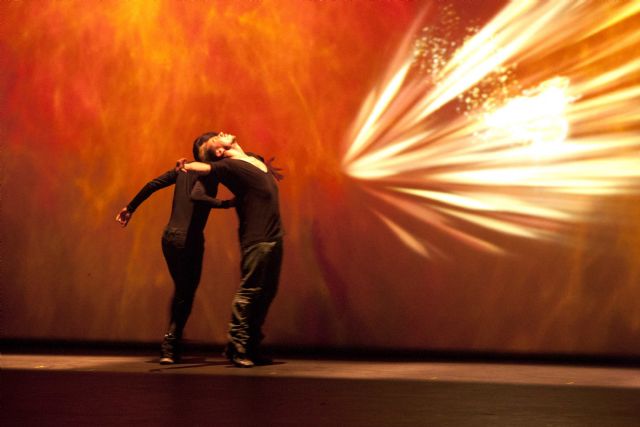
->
xmin=115 ymin=134 xmax=233 ymax=364
xmin=176 ymin=131 xmax=283 ymax=367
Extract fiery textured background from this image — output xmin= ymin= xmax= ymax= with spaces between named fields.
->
xmin=2 ymin=0 xmax=639 ymax=356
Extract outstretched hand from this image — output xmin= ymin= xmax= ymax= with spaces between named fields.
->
xmin=115 ymin=207 xmax=132 ymax=227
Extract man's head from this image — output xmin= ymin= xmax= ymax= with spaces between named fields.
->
xmin=192 ymin=131 xmax=237 ymax=161
xmin=193 ymin=132 xmax=218 ymax=161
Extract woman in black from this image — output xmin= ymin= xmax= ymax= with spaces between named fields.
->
xmin=116 ymin=135 xmax=233 ymax=364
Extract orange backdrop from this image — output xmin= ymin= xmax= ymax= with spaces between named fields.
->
xmin=2 ymin=0 xmax=639 ymax=356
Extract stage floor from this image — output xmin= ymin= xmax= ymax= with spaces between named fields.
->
xmin=3 ymin=352 xmax=640 ymax=426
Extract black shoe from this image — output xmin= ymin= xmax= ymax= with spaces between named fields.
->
xmin=159 ymin=356 xmax=176 ymax=365
xmin=222 ymin=342 xmax=235 ymax=361
xmin=223 ymin=342 xmax=255 ymax=368
xmin=231 ymin=353 xmax=255 ymax=368
xmin=160 ymin=333 xmax=181 ymax=365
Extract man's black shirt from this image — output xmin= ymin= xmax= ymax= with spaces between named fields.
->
xmin=191 ymin=158 xmax=283 ymax=249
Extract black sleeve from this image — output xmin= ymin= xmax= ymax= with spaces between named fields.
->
xmin=191 ymin=179 xmax=234 ymax=209
xmin=205 ymin=160 xmax=226 ymax=177
xmin=126 ymin=169 xmax=177 ymax=213
xmin=199 ymin=173 xmax=219 ymax=199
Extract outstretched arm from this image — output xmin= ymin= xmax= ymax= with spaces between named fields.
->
xmin=191 ymin=180 xmax=235 ymax=209
xmin=115 ymin=169 xmax=177 ymax=227
xmin=176 ymin=158 xmax=211 ymax=175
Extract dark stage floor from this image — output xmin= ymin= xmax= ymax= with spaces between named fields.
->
xmin=2 ymin=352 xmax=640 ymax=426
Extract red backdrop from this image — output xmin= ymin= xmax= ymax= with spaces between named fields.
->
xmin=2 ymin=0 xmax=639 ymax=356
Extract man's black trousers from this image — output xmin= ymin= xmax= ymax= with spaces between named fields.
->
xmin=228 ymin=239 xmax=283 ymax=355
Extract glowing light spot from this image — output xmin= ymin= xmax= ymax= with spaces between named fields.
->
xmin=482 ymin=77 xmax=574 ymax=156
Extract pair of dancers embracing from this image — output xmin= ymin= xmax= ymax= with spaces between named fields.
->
xmin=116 ymin=131 xmax=283 ymax=368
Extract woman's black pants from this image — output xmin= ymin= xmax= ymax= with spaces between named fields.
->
xmin=161 ymin=229 xmax=204 ymax=338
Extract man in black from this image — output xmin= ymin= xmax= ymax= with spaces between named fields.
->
xmin=116 ymin=134 xmax=232 ymax=364
xmin=177 ymin=131 xmax=283 ymax=368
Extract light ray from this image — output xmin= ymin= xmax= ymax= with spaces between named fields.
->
xmin=372 ymin=210 xmax=431 ymax=258
xmin=342 ymin=1 xmax=640 ymax=257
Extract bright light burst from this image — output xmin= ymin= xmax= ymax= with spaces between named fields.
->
xmin=342 ymin=1 xmax=640 ymax=258
xmin=482 ymin=77 xmax=574 ymax=155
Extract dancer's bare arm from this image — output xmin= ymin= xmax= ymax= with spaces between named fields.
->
xmin=175 ymin=158 xmax=211 ymax=175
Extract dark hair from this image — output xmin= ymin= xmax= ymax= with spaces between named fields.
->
xmin=192 ymin=131 xmax=219 ymax=161
xmin=247 ymin=152 xmax=284 ymax=181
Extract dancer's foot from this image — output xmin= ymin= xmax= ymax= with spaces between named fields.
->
xmin=222 ymin=342 xmax=235 ymax=361
xmin=223 ymin=342 xmax=255 ymax=368
xmin=160 ymin=333 xmax=181 ymax=365
xmin=159 ymin=356 xmax=176 ymax=365
xmin=231 ymin=353 xmax=255 ymax=368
